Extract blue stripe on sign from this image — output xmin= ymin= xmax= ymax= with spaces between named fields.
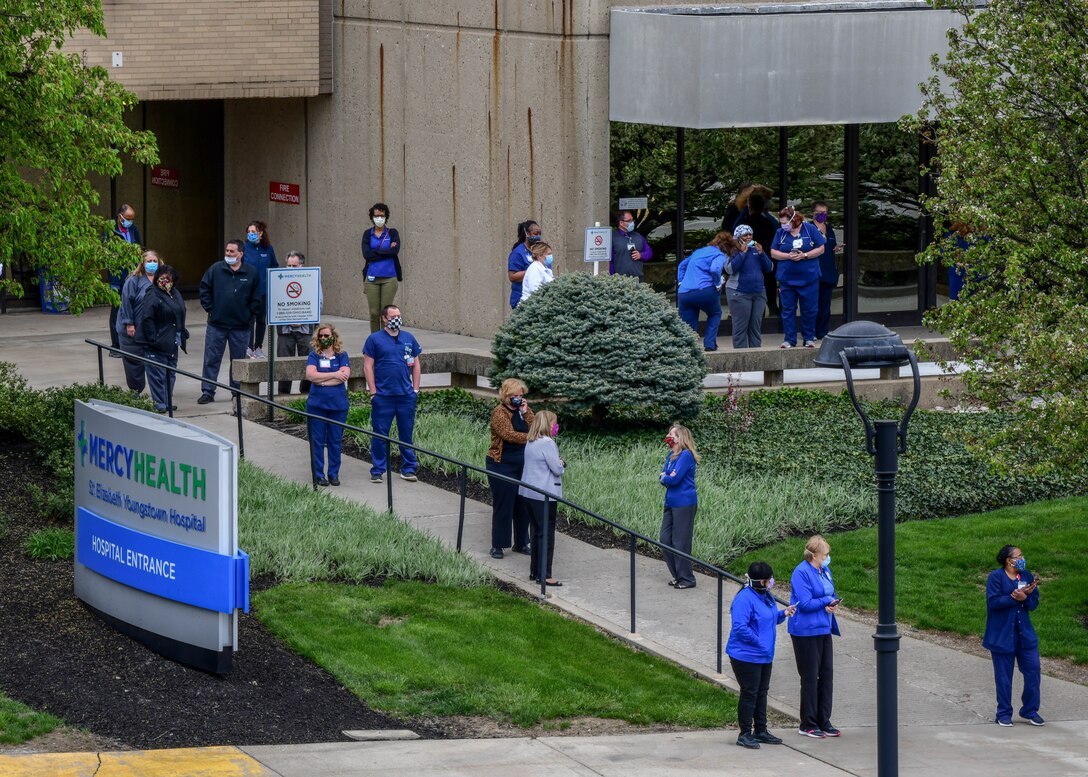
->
xmin=77 ymin=507 xmax=249 ymax=614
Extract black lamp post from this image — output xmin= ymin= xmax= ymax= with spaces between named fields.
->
xmin=813 ymin=321 xmax=921 ymax=777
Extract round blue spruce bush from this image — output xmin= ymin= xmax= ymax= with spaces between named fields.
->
xmin=489 ymin=273 xmax=706 ymax=424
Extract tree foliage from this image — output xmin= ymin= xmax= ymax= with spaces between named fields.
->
xmin=906 ymin=0 xmax=1088 ymax=471
xmin=489 ymin=274 xmax=706 ymax=422
xmin=0 ymin=0 xmax=158 ymax=312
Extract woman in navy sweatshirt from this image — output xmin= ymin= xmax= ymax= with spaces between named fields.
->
xmin=725 ymin=224 xmax=774 ymax=348
xmin=659 ymin=424 xmax=699 ymax=589
xmin=788 ymin=534 xmax=842 ymax=739
xmin=727 ymin=561 xmax=796 ymax=749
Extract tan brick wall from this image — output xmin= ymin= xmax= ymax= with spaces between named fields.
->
xmin=65 ymin=1 xmax=324 ymax=100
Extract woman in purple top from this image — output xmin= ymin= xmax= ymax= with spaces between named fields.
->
xmin=362 ymin=202 xmax=402 ymax=333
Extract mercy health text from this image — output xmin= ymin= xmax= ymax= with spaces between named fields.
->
xmin=85 ymin=432 xmax=207 ymax=501
xmin=90 ymin=534 xmax=177 ymax=581
xmin=90 ymin=480 xmax=207 ymax=533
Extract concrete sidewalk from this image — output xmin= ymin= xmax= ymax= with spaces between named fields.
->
xmin=2 ymin=307 xmax=1086 ymax=777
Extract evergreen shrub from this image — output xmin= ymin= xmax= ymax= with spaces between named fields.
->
xmin=489 ymin=273 xmax=706 ymax=422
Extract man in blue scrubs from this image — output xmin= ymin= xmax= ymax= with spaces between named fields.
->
xmin=363 ymin=305 xmax=422 ymax=483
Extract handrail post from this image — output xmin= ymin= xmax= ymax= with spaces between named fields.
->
xmin=234 ymin=391 xmax=245 ymax=459
xmin=167 ymin=360 xmax=174 ymax=419
xmin=97 ymin=346 xmax=105 ymax=386
xmin=539 ymin=497 xmax=550 ymax=597
xmin=629 ymin=533 xmax=637 ymax=634
xmin=717 ymin=573 xmax=724 ymax=674
xmin=456 ymin=466 xmax=467 ymax=552
xmin=307 ymin=416 xmax=317 ymax=490
xmin=386 ymin=461 xmax=393 ymax=513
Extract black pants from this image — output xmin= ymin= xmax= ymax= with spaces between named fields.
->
xmin=791 ymin=633 xmax=834 ymax=731
xmin=486 ymin=457 xmax=529 ymax=549
xmin=660 ymin=504 xmax=696 ymax=586
xmin=109 ymin=305 xmax=121 ymax=348
xmin=276 ymin=329 xmax=312 ymax=395
xmin=525 ymin=498 xmax=557 ymax=579
xmin=250 ymin=307 xmax=268 ymax=350
xmin=118 ymin=331 xmax=146 ymax=392
xmin=730 ymin=657 xmax=774 ymax=735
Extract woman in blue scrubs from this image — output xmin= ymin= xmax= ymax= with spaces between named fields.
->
xmin=771 ymin=207 xmax=825 ymax=349
xmin=305 ymin=323 xmax=351 ymax=487
xmin=677 ymin=232 xmax=735 ymax=351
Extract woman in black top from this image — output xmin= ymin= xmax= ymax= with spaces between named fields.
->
xmin=139 ymin=264 xmax=188 ymax=413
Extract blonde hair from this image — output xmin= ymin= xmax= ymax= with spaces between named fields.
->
xmin=139 ymin=249 xmax=161 ymax=276
xmin=803 ymin=534 xmax=830 ymax=562
xmin=498 ymin=378 xmax=528 ymax=405
xmin=668 ymin=423 xmax=701 ymax=463
xmin=529 ymin=242 xmax=551 ymax=262
xmin=310 ymin=322 xmax=343 ymax=354
xmin=527 ymin=410 xmax=557 ymax=442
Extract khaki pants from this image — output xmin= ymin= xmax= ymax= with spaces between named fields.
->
xmin=364 ymin=276 xmax=399 ymax=333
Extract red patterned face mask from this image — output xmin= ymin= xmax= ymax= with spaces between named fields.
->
xmin=665 ymin=436 xmax=676 ymax=447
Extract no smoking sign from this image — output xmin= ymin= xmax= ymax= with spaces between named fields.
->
xmin=286 ymin=282 xmax=303 ymax=299
xmin=267 ymin=268 xmax=321 ymax=325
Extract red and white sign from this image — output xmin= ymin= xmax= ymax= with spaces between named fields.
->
xmin=269 ymin=181 xmax=301 ymax=205
xmin=150 ymin=166 xmax=179 ymax=188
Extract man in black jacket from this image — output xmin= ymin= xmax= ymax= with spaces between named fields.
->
xmin=197 ymin=240 xmax=260 ymax=404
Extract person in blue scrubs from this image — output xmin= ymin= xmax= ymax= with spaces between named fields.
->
xmin=244 ymin=220 xmax=278 ymax=358
xmin=788 ymin=534 xmax=842 ymax=739
xmin=811 ymin=202 xmax=841 ymax=340
xmin=508 ymin=220 xmax=540 ymax=309
xmin=727 ymin=561 xmax=796 ymax=749
xmin=771 ymin=207 xmax=826 ymax=349
xmin=677 ymin=232 xmax=733 ymax=351
xmin=724 ymin=225 xmax=773 ymax=348
xmin=363 ymin=305 xmax=422 ymax=483
xmin=983 ymin=545 xmax=1044 ymax=727
xmin=659 ymin=424 xmax=700 ymax=589
xmin=305 ymin=323 xmax=350 ymax=487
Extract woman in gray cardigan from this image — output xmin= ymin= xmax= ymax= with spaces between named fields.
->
xmin=518 ymin=410 xmax=565 ymax=586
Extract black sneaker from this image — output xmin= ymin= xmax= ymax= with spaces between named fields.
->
xmin=314 ymin=477 xmax=329 ymax=487
xmin=821 ymin=726 xmax=842 ymax=737
xmin=996 ymin=718 xmax=1013 ymax=727
xmin=798 ymin=728 xmax=826 ymax=739
xmin=736 ymin=733 xmax=760 ymax=749
xmin=752 ymin=730 xmax=783 ymax=745
xmin=489 ymin=547 xmax=504 ymax=559
xmin=197 ymin=394 xmax=214 ymax=404
xmin=512 ymin=545 xmax=532 ymax=556
xmin=1021 ymin=713 xmax=1045 ymax=726
xmin=328 ymin=477 xmax=340 ymax=486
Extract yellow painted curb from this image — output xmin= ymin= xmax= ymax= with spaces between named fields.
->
xmin=0 ymin=745 xmax=274 ymax=777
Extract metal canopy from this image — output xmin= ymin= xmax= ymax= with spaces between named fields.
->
xmin=609 ymin=1 xmax=961 ymax=129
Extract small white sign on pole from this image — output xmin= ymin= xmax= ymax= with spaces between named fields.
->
xmin=584 ymin=226 xmax=612 ymax=264
xmin=267 ymin=267 xmax=321 ymax=325
xmin=618 ymin=197 xmax=648 ymax=211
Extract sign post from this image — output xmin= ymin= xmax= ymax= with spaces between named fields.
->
xmin=74 ymin=401 xmax=248 ymax=673
xmin=267 ymin=267 xmax=322 ymax=416
xmin=583 ymin=224 xmax=612 ymax=276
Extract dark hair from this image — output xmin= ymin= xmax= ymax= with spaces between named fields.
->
xmin=996 ymin=545 xmax=1019 ymax=566
xmin=153 ymin=264 xmax=179 ymax=285
xmin=226 ymin=238 xmax=245 ymax=253
xmin=812 ymin=200 xmax=829 ymax=210
xmin=117 ymin=203 xmax=135 ymax=219
xmin=286 ymin=250 xmax=306 ymax=265
xmin=748 ymin=561 xmax=774 ymax=591
xmin=369 ymin=202 xmax=390 ymax=220
xmin=247 ymin=220 xmax=271 ymax=249
xmin=513 ymin=219 xmax=539 ymax=250
xmin=748 ymin=193 xmax=766 ymax=212
xmin=381 ymin=304 xmax=401 ymax=319
xmin=613 ymin=209 xmax=635 ymax=225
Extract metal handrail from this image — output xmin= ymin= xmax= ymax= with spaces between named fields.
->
xmin=87 ymin=338 xmax=770 ymax=674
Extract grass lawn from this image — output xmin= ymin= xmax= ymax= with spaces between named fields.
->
xmin=255 ymin=580 xmax=738 ymax=727
xmin=735 ymin=496 xmax=1088 ymax=664
xmin=0 ymin=693 xmax=59 ymax=745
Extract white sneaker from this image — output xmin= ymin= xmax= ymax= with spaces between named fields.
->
xmin=779 ymin=342 xmax=793 ymax=349
xmin=252 ymin=347 xmax=265 ymax=359
xmin=246 ymin=347 xmax=255 ymax=359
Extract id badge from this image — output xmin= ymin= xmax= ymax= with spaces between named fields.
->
xmin=319 ymin=358 xmax=332 ymax=369
xmin=366 ymin=275 xmax=376 ymax=282
xmin=792 ymin=238 xmax=804 ymax=251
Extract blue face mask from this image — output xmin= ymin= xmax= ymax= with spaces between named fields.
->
xmin=247 ymin=232 xmax=260 ymax=244
xmin=1013 ymin=557 xmax=1026 ymax=572
xmin=822 ymin=554 xmax=831 ymax=569
xmin=544 ymin=255 xmax=554 ymax=267
xmin=121 ymin=218 xmax=133 ymax=229
xmin=144 ymin=262 xmax=158 ymax=274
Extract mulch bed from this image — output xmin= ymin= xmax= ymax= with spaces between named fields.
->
xmin=0 ymin=441 xmax=450 ymax=750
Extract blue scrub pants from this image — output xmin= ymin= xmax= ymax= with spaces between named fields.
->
xmin=816 ymin=281 xmax=836 ymax=340
xmin=779 ymin=281 xmax=818 ymax=346
xmin=370 ymin=392 xmax=418 ymax=477
xmin=678 ymin=286 xmax=723 ymax=349
xmin=145 ymin=349 xmax=178 ymax=411
xmin=990 ymin=633 xmax=1041 ymax=721
xmin=201 ymin=324 xmax=249 ymax=397
xmin=308 ymin=405 xmax=348 ymax=480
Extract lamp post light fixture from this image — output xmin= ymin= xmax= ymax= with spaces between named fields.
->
xmin=813 ymin=321 xmax=921 ymax=777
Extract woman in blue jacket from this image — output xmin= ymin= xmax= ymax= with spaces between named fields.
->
xmin=983 ymin=545 xmax=1043 ymax=727
xmin=788 ymin=534 xmax=842 ymax=739
xmin=727 ymin=561 xmax=796 ymax=749
xmin=362 ymin=202 xmax=402 ymax=331
xmin=305 ymin=323 xmax=351 ymax=487
xmin=724 ymin=224 xmax=773 ymax=348
xmin=770 ymin=207 xmax=826 ymax=349
xmin=244 ymin=220 xmax=278 ymax=358
xmin=676 ymin=232 xmax=734 ymax=351
xmin=659 ymin=424 xmax=699 ymax=589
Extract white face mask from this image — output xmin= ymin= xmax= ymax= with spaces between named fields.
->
xmin=224 ymin=255 xmax=238 ymax=265
xmin=373 ymin=216 xmax=386 ymax=227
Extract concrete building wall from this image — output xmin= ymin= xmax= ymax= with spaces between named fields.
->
xmin=66 ymin=0 xmax=325 ymax=100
